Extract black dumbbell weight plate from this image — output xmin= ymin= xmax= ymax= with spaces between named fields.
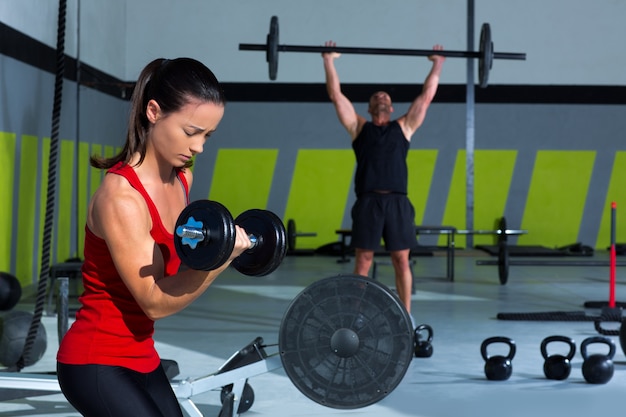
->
xmin=232 ymin=209 xmax=287 ymax=276
xmin=174 ymin=200 xmax=236 ymax=271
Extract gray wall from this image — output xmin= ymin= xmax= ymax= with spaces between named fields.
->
xmin=3 ymin=1 xmax=626 ymax=84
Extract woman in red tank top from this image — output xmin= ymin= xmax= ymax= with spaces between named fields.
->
xmin=56 ymin=58 xmax=251 ymax=417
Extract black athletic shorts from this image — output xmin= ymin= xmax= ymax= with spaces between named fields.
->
xmin=351 ymin=193 xmax=417 ymax=251
xmin=57 ymin=362 xmax=183 ymax=417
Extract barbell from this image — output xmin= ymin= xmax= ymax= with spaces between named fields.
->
xmin=174 ymin=200 xmax=287 ymax=276
xmin=239 ymin=16 xmax=526 ymax=88
xmin=477 ymin=249 xmax=626 ymax=285
xmin=286 ymin=218 xmax=317 ymax=252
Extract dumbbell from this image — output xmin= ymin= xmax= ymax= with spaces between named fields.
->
xmin=174 ymin=200 xmax=287 ymax=276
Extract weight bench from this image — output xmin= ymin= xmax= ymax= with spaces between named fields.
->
xmin=0 ymin=338 xmax=282 ymax=417
xmin=45 ymin=261 xmax=83 ymax=315
xmin=335 ymin=225 xmax=457 ymax=282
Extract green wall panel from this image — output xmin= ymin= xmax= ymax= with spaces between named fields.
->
xmin=208 ymin=149 xmax=278 ymax=217
xmin=284 ymin=150 xmax=354 ymax=249
xmin=439 ymin=150 xmax=467 ymax=247
xmin=407 ymin=150 xmax=438 ymax=225
xmin=0 ymin=132 xmax=17 ymax=273
xmin=36 ymin=138 xmax=51 ymax=286
xmin=90 ymin=144 xmax=103 ymax=197
xmin=473 ymin=150 xmax=517 ymax=246
xmin=439 ymin=150 xmax=517 ymax=247
xmin=77 ymin=142 xmax=90 ymax=257
xmin=597 ymin=151 xmax=626 ymax=248
xmin=56 ymin=139 xmax=75 ymax=262
xmin=15 ymin=135 xmax=39 ymax=286
xmin=104 ymin=145 xmax=115 ymax=159
xmin=519 ymin=150 xmax=595 ymax=247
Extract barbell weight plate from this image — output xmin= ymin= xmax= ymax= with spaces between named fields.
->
xmin=267 ymin=15 xmax=279 ymax=80
xmin=478 ymin=23 xmax=493 ymax=88
xmin=497 ymin=241 xmax=509 ymax=285
xmin=174 ymin=200 xmax=236 ymax=271
xmin=279 ymin=274 xmax=414 ymax=409
xmin=287 ymin=219 xmax=296 ymax=251
xmin=232 ymin=209 xmax=287 ymax=276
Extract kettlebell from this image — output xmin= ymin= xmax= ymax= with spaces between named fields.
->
xmin=414 ymin=324 xmax=433 ymax=358
xmin=540 ymin=335 xmax=576 ymax=380
xmin=580 ymin=336 xmax=615 ymax=384
xmin=481 ymin=336 xmax=516 ymax=381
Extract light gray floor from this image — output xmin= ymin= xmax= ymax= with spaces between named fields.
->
xmin=1 ymin=250 xmax=626 ymax=416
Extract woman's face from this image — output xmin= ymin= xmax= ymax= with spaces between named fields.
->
xmin=147 ymin=98 xmax=225 ymax=167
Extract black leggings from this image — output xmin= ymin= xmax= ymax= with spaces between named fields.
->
xmin=57 ymin=362 xmax=183 ymax=417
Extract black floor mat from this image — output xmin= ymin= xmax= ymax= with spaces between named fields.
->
xmin=496 ymin=311 xmax=597 ymax=321
xmin=0 ymin=389 xmax=53 ymax=401
xmin=476 ymin=244 xmax=593 ymax=257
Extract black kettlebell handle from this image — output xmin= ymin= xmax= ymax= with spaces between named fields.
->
xmin=481 ymin=336 xmax=516 ymax=362
xmin=540 ymin=335 xmax=576 ymax=361
xmin=580 ymin=336 xmax=616 ymax=360
xmin=415 ymin=324 xmax=433 ymax=343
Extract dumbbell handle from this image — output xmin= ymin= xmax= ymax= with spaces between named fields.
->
xmin=176 ymin=225 xmax=259 ymax=249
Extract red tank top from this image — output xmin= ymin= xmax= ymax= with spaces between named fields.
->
xmin=56 ymin=162 xmax=189 ymax=372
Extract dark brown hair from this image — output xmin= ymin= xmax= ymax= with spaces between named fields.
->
xmin=91 ymin=58 xmax=226 ymax=169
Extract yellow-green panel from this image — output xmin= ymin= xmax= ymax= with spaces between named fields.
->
xmin=104 ymin=145 xmax=115 ymax=158
xmin=597 ymin=151 xmax=626 ymax=248
xmin=37 ymin=138 xmax=52 ymax=285
xmin=519 ymin=151 xmax=595 ymax=247
xmin=284 ymin=150 xmax=355 ymax=249
xmin=15 ymin=135 xmax=39 ymax=287
xmin=208 ymin=149 xmax=278 ymax=216
xmin=56 ymin=140 xmax=75 ymax=263
xmin=0 ymin=132 xmax=17 ymax=273
xmin=407 ymin=150 xmax=438 ymax=225
xmin=78 ymin=142 xmax=90 ymax=256
xmin=90 ymin=144 xmax=103 ymax=196
xmin=438 ymin=150 xmax=517 ymax=247
xmin=473 ymin=150 xmax=517 ymax=246
xmin=440 ymin=150 xmax=467 ymax=247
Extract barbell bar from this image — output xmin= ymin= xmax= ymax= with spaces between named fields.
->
xmin=239 ymin=16 xmax=526 ymax=88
